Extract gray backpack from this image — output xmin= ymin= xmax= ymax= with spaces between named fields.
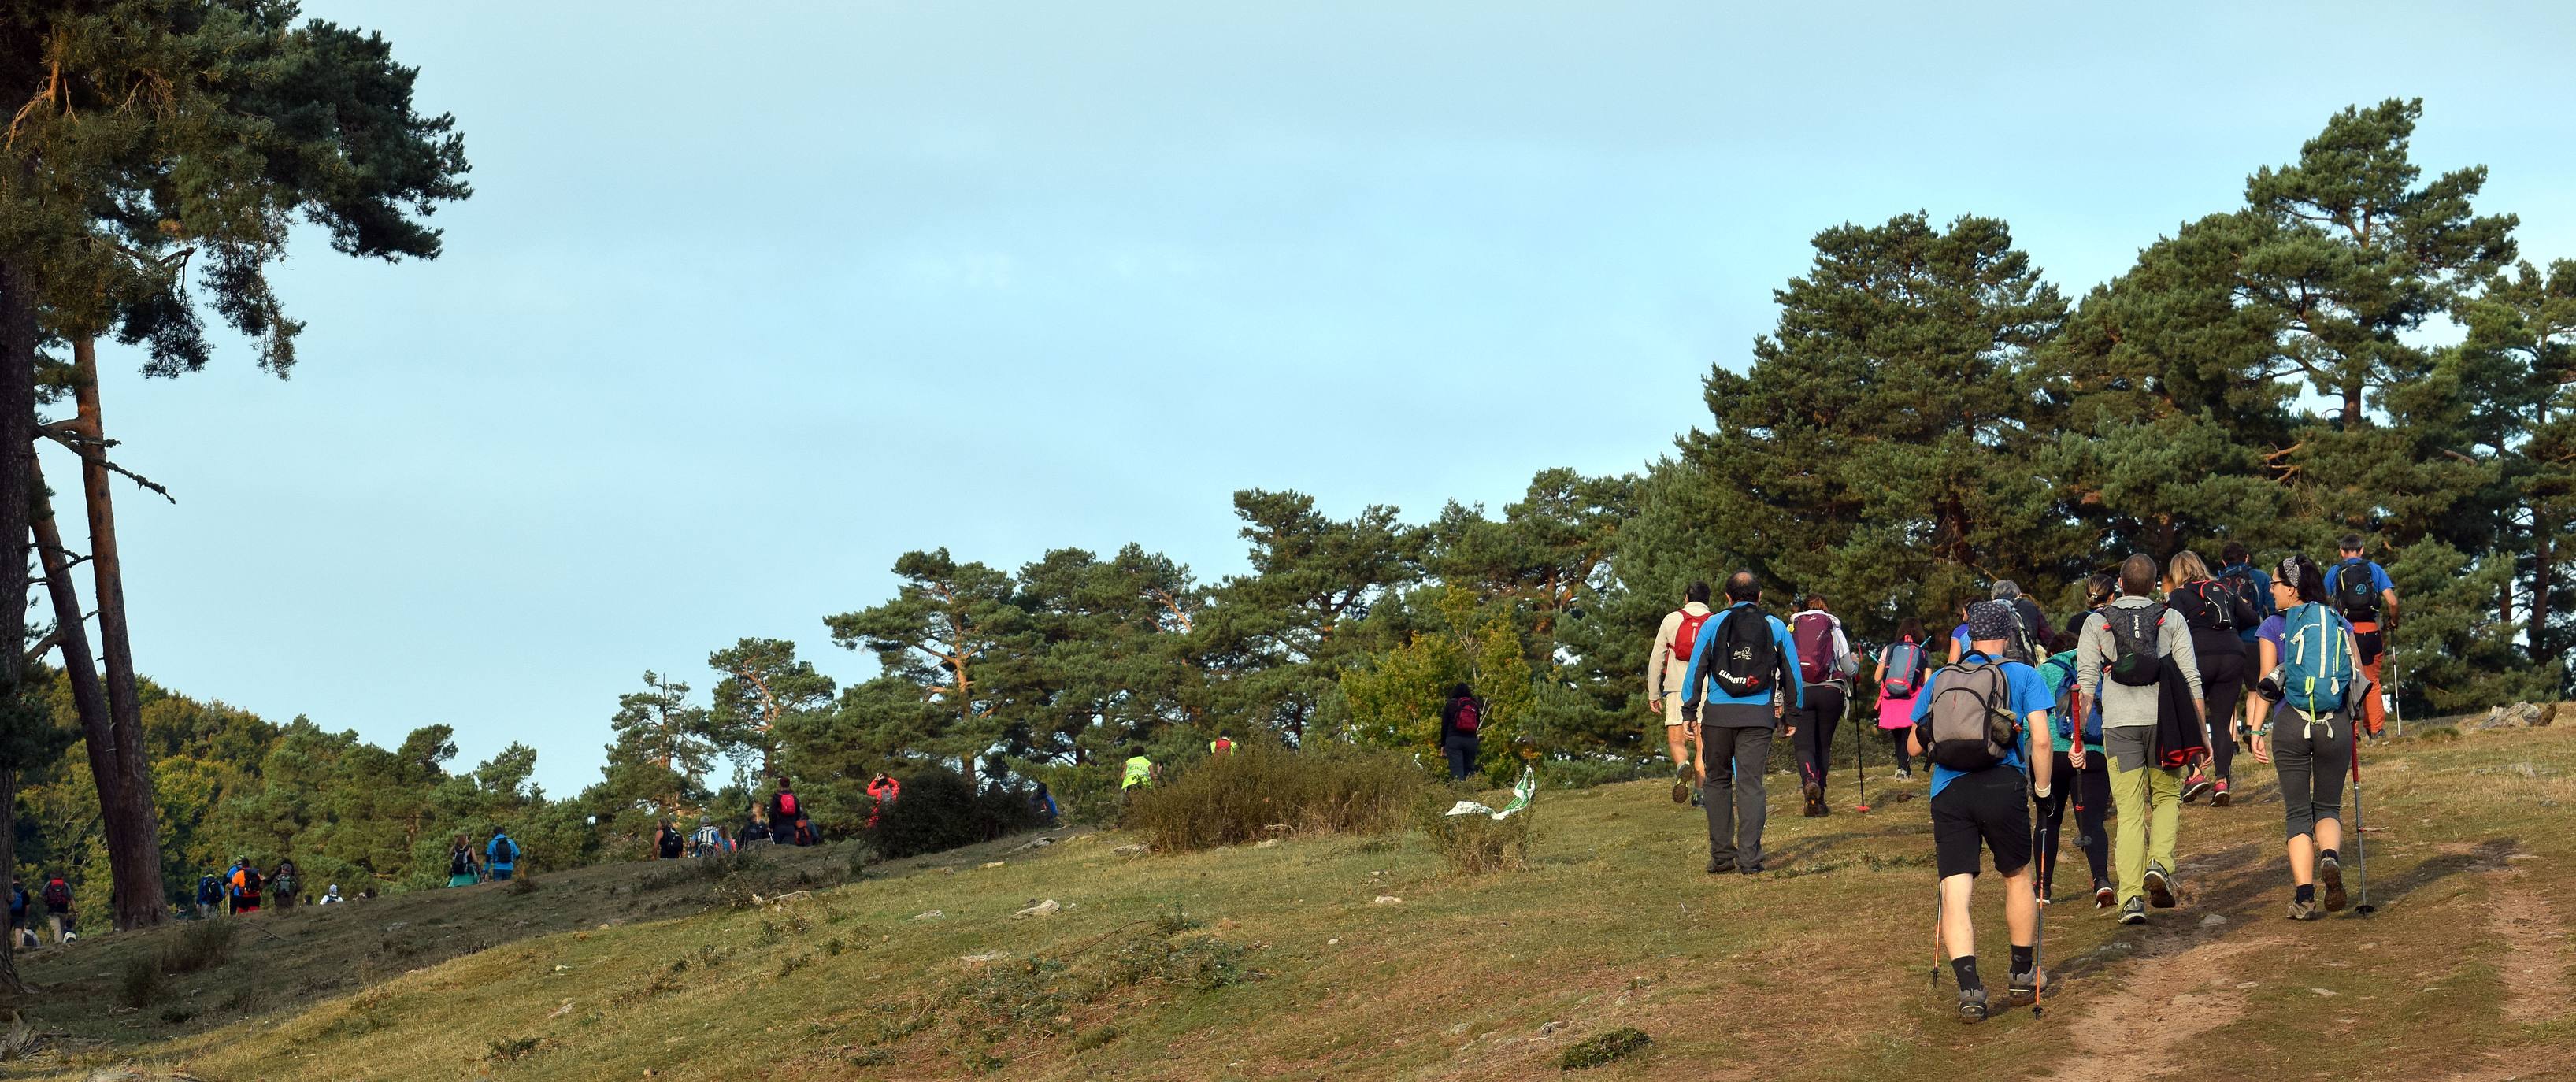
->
xmin=1923 ymin=658 xmax=2018 ymax=770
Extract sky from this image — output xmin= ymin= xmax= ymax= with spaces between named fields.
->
xmin=65 ymin=1 xmax=2576 ymax=799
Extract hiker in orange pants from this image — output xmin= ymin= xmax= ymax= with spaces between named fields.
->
xmin=2324 ymin=535 xmax=2397 ymax=737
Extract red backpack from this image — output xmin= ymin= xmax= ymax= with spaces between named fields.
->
xmin=1792 ymin=612 xmax=1840 ymax=684
xmin=778 ymin=791 xmax=800 ymax=817
xmin=1671 ymin=610 xmax=1712 ymax=663
xmin=1453 ymin=698 xmax=1481 ymax=735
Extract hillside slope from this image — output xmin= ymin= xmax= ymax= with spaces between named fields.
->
xmin=13 ymin=725 xmax=2576 ymax=1081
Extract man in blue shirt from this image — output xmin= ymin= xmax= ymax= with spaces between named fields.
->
xmin=486 ymin=828 xmax=520 ymax=881
xmin=1910 ymin=602 xmax=2055 ymax=1023
xmin=1678 ymin=571 xmax=1804 ymax=875
xmin=2217 ymin=542 xmax=2274 ymax=743
xmin=2327 ymin=534 xmax=2399 ymax=738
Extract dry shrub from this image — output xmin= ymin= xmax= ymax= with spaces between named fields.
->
xmin=1420 ymin=800 xmax=1537 ymax=875
xmin=1126 ymin=743 xmax=1423 ymax=853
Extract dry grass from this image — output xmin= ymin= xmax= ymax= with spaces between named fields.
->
xmin=6 ymin=726 xmax=2573 ymax=1081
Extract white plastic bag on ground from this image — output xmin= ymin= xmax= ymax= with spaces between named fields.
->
xmin=1444 ymin=766 xmax=1536 ymax=820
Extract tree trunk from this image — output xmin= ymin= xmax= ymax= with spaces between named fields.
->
xmin=0 ymin=768 xmax=21 ymax=995
xmin=2535 ymin=525 xmax=2556 ymax=662
xmin=69 ymin=338 xmax=167 ymax=929
xmin=32 ymin=459 xmax=122 ymax=836
xmin=0 ymin=256 xmax=34 ymax=990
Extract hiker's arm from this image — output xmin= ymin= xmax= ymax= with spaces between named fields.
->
xmin=1646 ymin=614 xmax=1675 ymax=706
xmin=2026 ymin=711 xmax=2053 ymax=795
xmin=1777 ymin=621 xmax=1805 ymax=712
xmin=1677 ymin=621 xmax=1713 ymax=717
xmin=2075 ymin=617 xmax=2104 ymax=700
xmin=2066 ymin=690 xmax=2089 ymax=769
xmin=1945 ymin=637 xmax=1961 ymax=665
xmin=2380 ymin=588 xmax=2399 ymax=626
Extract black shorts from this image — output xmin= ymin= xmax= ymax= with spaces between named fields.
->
xmin=2352 ymin=625 xmax=2385 ymax=666
xmin=1932 ymin=767 xmax=2033 ymax=879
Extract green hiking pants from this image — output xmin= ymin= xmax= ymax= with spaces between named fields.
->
xmin=2106 ymin=726 xmax=2181 ymax=906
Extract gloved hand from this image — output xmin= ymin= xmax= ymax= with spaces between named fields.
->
xmin=1679 ymin=701 xmax=1698 ymax=724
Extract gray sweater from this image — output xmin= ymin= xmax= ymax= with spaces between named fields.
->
xmin=2074 ymin=595 xmax=2204 ymax=730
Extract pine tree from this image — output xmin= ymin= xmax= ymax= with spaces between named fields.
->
xmin=825 ymin=549 xmax=1020 ymax=787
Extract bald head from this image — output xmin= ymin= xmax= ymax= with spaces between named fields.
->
xmin=1724 ymin=571 xmax=1761 ymax=603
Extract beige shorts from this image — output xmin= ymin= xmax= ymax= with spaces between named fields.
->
xmin=1661 ymin=692 xmax=1688 ymax=728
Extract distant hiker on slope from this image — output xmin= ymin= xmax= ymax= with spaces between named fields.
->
xmin=2248 ymin=555 xmax=2368 ymax=920
xmin=2168 ymin=550 xmax=2258 ymax=806
xmin=688 ymin=817 xmax=728 ymax=858
xmin=1874 ymin=619 xmax=1933 ymax=780
xmin=2077 ymin=554 xmax=2204 ymax=926
xmin=1678 ymin=571 xmax=1804 ymax=875
xmin=1648 ymin=582 xmax=1717 ymax=805
xmin=1121 ymin=750 xmax=1158 ymax=805
xmin=1911 ymin=601 xmax=2054 ymax=1022
xmin=450 ymin=835 xmax=484 ymax=884
xmin=773 ymin=780 xmax=815 ymax=846
xmin=2035 ymin=630 xmax=2111 ymax=909
xmin=317 ymin=884 xmax=344 ymax=906
xmin=2217 ymin=542 xmax=2277 ymax=743
xmin=654 ymin=821 xmax=684 ymax=861
xmin=488 ymin=828 xmax=521 ymax=880
xmin=1439 ymin=684 xmax=1487 ymax=782
xmin=195 ymin=873 xmax=221 ymax=920
xmin=229 ymin=859 xmax=266 ymax=913
xmin=271 ymin=858 xmax=302 ymax=910
xmin=2327 ymin=534 xmax=2400 ymax=739
xmin=1788 ymin=594 xmax=1856 ymax=817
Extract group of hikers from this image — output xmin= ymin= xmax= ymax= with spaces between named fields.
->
xmin=652 ymin=778 xmax=833 ymax=859
xmin=1651 ymin=535 xmax=2400 ymax=1021
xmin=7 ymin=873 xmax=77 ymax=947
xmin=190 ymin=857 xmax=354 ymax=919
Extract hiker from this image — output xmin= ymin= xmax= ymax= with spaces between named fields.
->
xmin=1944 ymin=598 xmax=1977 ymax=664
xmin=1209 ymin=736 xmax=1236 ymax=756
xmin=2066 ymin=572 xmax=2116 ymax=642
xmin=2217 ymin=542 xmax=2277 ymax=742
xmin=2248 ymin=554 xmax=2368 ymax=919
xmin=229 ymin=858 xmax=265 ymax=914
xmin=1874 ymin=618 xmax=1933 ymax=780
xmin=271 ymin=858 xmax=302 ymax=910
xmin=317 ymin=884 xmax=344 ymax=906
xmin=1677 ymin=571 xmax=1805 ymax=874
xmin=2326 ymin=534 xmax=2400 ymax=738
xmin=1788 ymin=594 xmax=1855 ymax=816
xmin=449 ymin=834 xmax=483 ymax=884
xmin=194 ymin=873 xmax=221 ymax=919
xmin=41 ymin=873 xmax=72 ymax=943
xmin=1909 ymin=601 xmax=2054 ymax=1022
xmin=2077 ymin=554 xmax=2205 ymax=925
xmin=1648 ymin=582 xmax=1717 ymax=804
xmin=1439 ymin=684 xmax=1487 ymax=782
xmin=742 ymin=813 xmax=773 ymax=846
xmin=688 ymin=817 xmax=728 ymax=858
xmin=487 ymin=828 xmax=521 ymax=880
xmin=8 ymin=880 xmax=26 ymax=936
xmin=1032 ymin=780 xmax=1059 ymax=823
xmin=654 ymin=821 xmax=684 ymax=860
xmin=2168 ymin=550 xmax=2258 ymax=806
xmin=773 ymin=781 xmax=814 ymax=845
xmin=1989 ymin=580 xmax=2051 ymax=664
xmin=2036 ymin=631 xmax=2113 ymax=908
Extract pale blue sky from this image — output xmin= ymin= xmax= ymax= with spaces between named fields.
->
xmin=68 ymin=2 xmax=2576 ymax=798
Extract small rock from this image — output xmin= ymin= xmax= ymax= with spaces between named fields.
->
xmin=2200 ymin=914 xmax=2228 ymax=928
xmin=552 ymin=964 xmax=572 ymax=973
xmin=1373 ymin=895 xmax=1403 ymax=906
xmin=911 ymin=910 xmax=945 ymax=921
xmin=2234 ymin=981 xmax=2258 ymax=989
xmin=1114 ymin=844 xmax=1147 ymax=856
xmin=1447 ymin=1023 xmax=1470 ymax=1035
xmin=2311 ymin=988 xmax=2337 ymax=997
xmin=1326 ymin=938 xmax=1340 ymax=946
xmin=980 ymin=861 xmax=1006 ymax=869
xmin=1538 ymin=1021 xmax=1566 ymax=1037
xmin=959 ymin=951 xmax=1011 ymax=964
xmin=1255 ymin=839 xmax=1281 ymax=848
xmin=2506 ymin=854 xmax=2541 ymax=862
xmin=1016 ymin=899 xmax=1061 ymax=918
xmin=550 ymin=999 xmax=575 ymax=1018
xmin=383 ymin=922 xmax=408 ymax=932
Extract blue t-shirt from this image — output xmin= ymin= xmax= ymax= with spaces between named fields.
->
xmin=1911 ymin=654 xmax=2053 ymax=798
xmin=2330 ymin=558 xmax=2394 ymax=611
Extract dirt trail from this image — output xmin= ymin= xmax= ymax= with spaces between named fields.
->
xmin=2046 ymin=933 xmax=2282 ymax=1082
xmin=2485 ymin=862 xmax=2573 ymax=1027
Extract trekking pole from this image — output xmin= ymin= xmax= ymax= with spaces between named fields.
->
xmin=2349 ymin=727 xmax=2375 ymax=916
xmin=1853 ymin=691 xmax=1867 ymax=812
xmin=1929 ymin=880 xmax=1944 ymax=989
xmin=2028 ymin=787 xmax=2046 ymax=1019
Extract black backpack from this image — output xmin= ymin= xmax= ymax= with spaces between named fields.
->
xmin=491 ymin=836 xmax=517 ymax=865
xmin=2331 ymin=562 xmax=2379 ymax=619
xmin=2103 ymin=604 xmax=2166 ymax=687
xmin=450 ymin=848 xmax=472 ymax=876
xmin=1707 ymin=607 xmax=1778 ymax=698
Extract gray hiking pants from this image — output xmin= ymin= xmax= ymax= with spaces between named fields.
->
xmin=2270 ymin=710 xmax=2353 ymax=841
xmin=1700 ymin=724 xmax=1774 ymax=869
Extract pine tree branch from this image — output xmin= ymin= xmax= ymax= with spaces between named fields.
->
xmin=32 ymin=427 xmax=173 ymax=504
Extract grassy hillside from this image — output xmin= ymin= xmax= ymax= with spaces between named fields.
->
xmin=9 ymin=723 xmax=2576 ymax=1081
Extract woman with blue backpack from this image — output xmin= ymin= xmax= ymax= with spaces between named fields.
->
xmin=2034 ymin=630 xmax=2114 ymax=909
xmin=2248 ymin=554 xmax=2367 ymax=921
xmin=1873 ymin=618 xmax=1933 ymax=780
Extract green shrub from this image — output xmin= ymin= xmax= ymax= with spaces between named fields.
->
xmin=860 ymin=768 xmax=1044 ymax=859
xmin=1016 ymin=760 xmax=1122 ymax=825
xmin=117 ymin=956 xmax=163 ymax=1010
xmin=1421 ymin=800 xmax=1537 ymax=875
xmin=1126 ymin=743 xmax=1424 ymax=853
xmin=1560 ymin=1027 xmax=1651 ymax=1069
xmin=160 ymin=916 xmax=238 ymax=974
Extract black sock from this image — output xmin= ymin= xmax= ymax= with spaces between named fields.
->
xmin=1951 ymin=957 xmax=1980 ymax=990
xmin=2011 ymin=945 xmax=2033 ymax=973
xmin=2320 ymin=848 xmax=2338 ymax=864
xmin=2295 ymin=884 xmax=2315 ymax=903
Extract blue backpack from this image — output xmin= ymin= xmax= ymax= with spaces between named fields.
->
xmin=2277 ymin=602 xmax=2357 ymax=715
xmin=2042 ymin=654 xmax=2103 ymax=745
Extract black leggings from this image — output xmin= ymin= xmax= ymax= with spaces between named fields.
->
xmin=1790 ymin=684 xmax=1847 ymax=796
xmin=2036 ymin=750 xmax=2111 ymax=895
xmin=1882 ymin=727 xmax=1912 ymax=773
xmin=2197 ymin=636 xmax=2247 ymax=782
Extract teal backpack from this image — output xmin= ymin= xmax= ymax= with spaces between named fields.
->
xmin=2278 ymin=602 xmax=2357 ymax=716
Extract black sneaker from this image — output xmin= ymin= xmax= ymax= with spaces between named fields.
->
xmin=2118 ymin=897 xmax=2147 ymax=925
xmin=2094 ymin=882 xmax=2116 ymax=910
xmin=2007 ymin=967 xmax=2044 ymax=1006
xmin=2319 ymin=855 xmax=2348 ymax=912
xmin=2144 ymin=865 xmax=2178 ymax=909
xmin=1956 ymin=985 xmax=1990 ymax=1023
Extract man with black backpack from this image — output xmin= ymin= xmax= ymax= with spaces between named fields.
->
xmin=487 ymin=828 xmax=521 ymax=881
xmin=1788 ymin=595 xmax=1855 ymax=817
xmin=1647 ymin=583 xmax=1716 ymax=805
xmin=1677 ymin=572 xmax=1806 ymax=875
xmin=1909 ymin=601 xmax=2055 ymax=1022
xmin=1989 ymin=581 xmax=2050 ymax=665
xmin=2327 ymin=535 xmax=2400 ymax=739
xmin=2077 ymin=554 xmax=2205 ymax=925
xmin=2217 ymin=543 xmax=2275 ymax=742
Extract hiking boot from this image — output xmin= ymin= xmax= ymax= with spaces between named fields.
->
xmin=2211 ymin=780 xmax=2232 ymax=807
xmin=2181 ymin=773 xmax=2214 ymax=804
xmin=2286 ymin=896 xmax=2320 ymax=921
xmin=2118 ymin=897 xmax=2147 ymax=925
xmin=2093 ymin=881 xmax=2116 ymax=910
xmin=1892 ymin=768 xmax=1914 ymax=780
xmin=1706 ymin=855 xmax=1733 ymax=875
xmin=1802 ymin=781 xmax=1825 ymax=817
xmin=2319 ymin=855 xmax=2348 ymax=912
xmin=2007 ymin=966 xmax=2045 ymax=1006
xmin=1689 ymin=787 xmax=1703 ymax=808
xmin=1672 ymin=768 xmax=1692 ymax=804
xmin=2144 ymin=865 xmax=2178 ymax=909
xmin=1740 ymin=862 xmax=1764 ymax=875
xmin=1956 ymin=985 xmax=1990 ymax=1024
